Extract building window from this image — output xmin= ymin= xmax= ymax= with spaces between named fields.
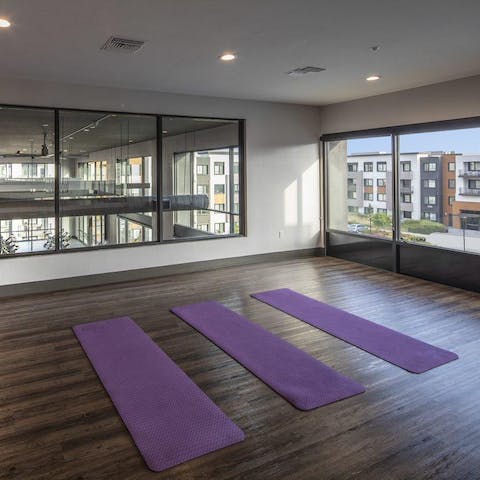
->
xmin=448 ymin=196 xmax=455 ymax=206
xmin=424 ymin=195 xmax=436 ymax=205
xmin=214 ymin=184 xmax=225 ymax=194
xmin=377 ymin=208 xmax=387 ymax=214
xmin=448 ymin=179 xmax=456 ymax=188
xmin=364 ymin=193 xmax=373 ymax=201
xmin=196 ymin=164 xmax=209 ymax=175
xmin=401 ymin=193 xmax=411 ymax=203
xmin=197 ymin=185 xmax=208 ymax=194
xmin=423 ymin=179 xmax=436 ymax=188
xmin=400 ymin=179 xmax=411 ymax=189
xmin=214 ymin=203 xmax=225 ymax=211
xmin=364 ymin=162 xmax=373 ymax=172
xmin=197 ymin=224 xmax=209 ymax=231
xmin=377 ymin=178 xmax=386 ymax=187
xmin=468 ymin=179 xmax=480 ymax=189
xmin=401 ymin=162 xmax=411 ymax=172
xmin=348 ymin=191 xmax=357 ymax=199
xmin=364 ymin=178 xmax=373 ymax=187
xmin=348 ymin=206 xmax=359 ymax=213
xmin=448 ymin=162 xmax=455 ymax=171
xmin=403 ymin=211 xmax=412 ymax=219
xmin=377 ymin=193 xmax=386 ymax=201
xmin=348 ymin=163 xmax=358 ymax=172
xmin=214 ymin=162 xmax=225 ymax=175
xmin=423 ymin=212 xmax=437 ymax=221
xmin=467 ymin=162 xmax=480 ymax=171
xmin=377 ymin=162 xmax=387 ymax=172
xmin=424 ymin=162 xmax=437 ymax=172
xmin=214 ymin=223 xmax=225 ymax=234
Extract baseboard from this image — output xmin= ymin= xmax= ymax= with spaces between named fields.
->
xmin=0 ymin=247 xmax=325 ymax=299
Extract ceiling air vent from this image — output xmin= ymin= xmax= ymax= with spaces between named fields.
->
xmin=286 ymin=66 xmax=326 ymax=77
xmin=101 ymin=36 xmax=145 ymax=53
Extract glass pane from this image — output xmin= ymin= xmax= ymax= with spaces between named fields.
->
xmin=327 ymin=136 xmax=393 ymax=239
xmin=399 ymin=127 xmax=480 ymax=253
xmin=161 ymin=116 xmax=241 ymax=240
xmin=0 ymin=107 xmax=55 ymax=255
xmin=59 ymin=111 xmax=157 ymax=248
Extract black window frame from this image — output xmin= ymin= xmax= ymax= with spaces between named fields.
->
xmin=0 ymin=104 xmax=247 ymax=259
xmin=321 ymin=115 xmax=480 ymax=292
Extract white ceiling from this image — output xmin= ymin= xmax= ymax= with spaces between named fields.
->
xmin=1 ymin=0 xmax=480 ymax=106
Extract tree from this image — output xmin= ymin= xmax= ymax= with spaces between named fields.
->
xmin=371 ymin=212 xmax=391 ymax=229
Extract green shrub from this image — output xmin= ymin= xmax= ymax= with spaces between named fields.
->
xmin=371 ymin=213 xmax=392 ymax=229
xmin=401 ymin=219 xmax=447 ymax=234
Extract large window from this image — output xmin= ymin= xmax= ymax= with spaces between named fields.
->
xmin=162 ymin=116 xmax=242 ymax=240
xmin=59 ymin=111 xmax=157 ymax=249
xmin=398 ymin=127 xmax=480 ymax=253
xmin=326 ymin=126 xmax=480 ymax=255
xmin=0 ymin=105 xmax=245 ymax=256
xmin=0 ymin=107 xmax=55 ymax=254
xmin=326 ymin=136 xmax=392 ymax=239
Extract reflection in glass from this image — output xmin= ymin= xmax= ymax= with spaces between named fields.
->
xmin=0 ymin=107 xmax=56 ymax=255
xmin=59 ymin=111 xmax=157 ymax=248
xmin=162 ymin=117 xmax=241 ymax=240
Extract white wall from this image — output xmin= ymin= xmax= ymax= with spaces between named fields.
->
xmin=320 ymin=74 xmax=480 ymax=134
xmin=0 ymin=77 xmax=321 ymax=285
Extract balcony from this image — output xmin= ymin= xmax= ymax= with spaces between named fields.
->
xmin=458 ymin=170 xmax=480 ymax=177
xmin=459 ymin=187 xmax=480 ymax=196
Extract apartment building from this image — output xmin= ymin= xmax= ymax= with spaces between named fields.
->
xmin=346 ymin=151 xmax=480 ymax=228
xmin=453 ymin=153 xmax=480 ymax=229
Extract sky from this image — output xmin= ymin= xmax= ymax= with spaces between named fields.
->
xmin=347 ymin=127 xmax=480 ymax=155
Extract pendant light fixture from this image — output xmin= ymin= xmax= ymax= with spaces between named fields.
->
xmin=41 ymin=127 xmax=49 ymax=156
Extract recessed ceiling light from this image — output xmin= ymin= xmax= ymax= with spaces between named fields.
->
xmin=219 ymin=52 xmax=237 ymax=62
xmin=0 ymin=18 xmax=11 ymax=28
xmin=162 ymin=130 xmax=168 ymax=134
xmin=366 ymin=74 xmax=382 ymax=81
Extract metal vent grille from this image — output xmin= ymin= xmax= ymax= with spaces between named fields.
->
xmin=101 ymin=36 xmax=145 ymax=53
xmin=286 ymin=66 xmax=326 ymax=77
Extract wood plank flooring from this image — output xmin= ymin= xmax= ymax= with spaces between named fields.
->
xmin=0 ymin=256 xmax=479 ymax=480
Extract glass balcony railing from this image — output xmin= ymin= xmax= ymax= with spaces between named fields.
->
xmin=459 ymin=187 xmax=480 ymax=196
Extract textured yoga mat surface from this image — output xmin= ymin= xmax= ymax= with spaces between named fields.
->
xmin=171 ymin=301 xmax=365 ymax=410
xmin=73 ymin=317 xmax=244 ymax=472
xmin=251 ymin=288 xmax=458 ymax=373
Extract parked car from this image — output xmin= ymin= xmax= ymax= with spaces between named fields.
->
xmin=348 ymin=223 xmax=369 ymax=233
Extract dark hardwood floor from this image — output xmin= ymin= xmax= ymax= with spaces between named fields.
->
xmin=1 ymin=256 xmax=479 ymax=480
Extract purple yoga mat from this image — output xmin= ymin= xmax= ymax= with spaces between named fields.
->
xmin=73 ymin=317 xmax=244 ymax=472
xmin=171 ymin=302 xmax=365 ymax=410
xmin=251 ymin=288 xmax=458 ymax=374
